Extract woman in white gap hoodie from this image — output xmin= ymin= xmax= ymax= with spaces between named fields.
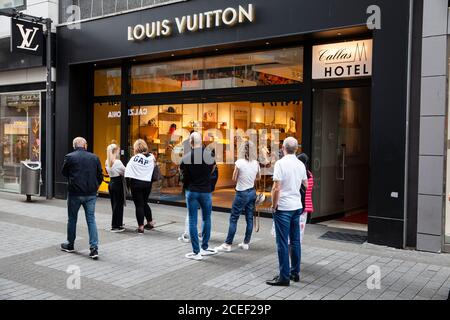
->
xmin=125 ymin=139 xmax=155 ymax=234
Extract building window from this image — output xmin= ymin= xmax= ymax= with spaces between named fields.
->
xmin=94 ymin=68 xmax=122 ymax=97
xmin=131 ymin=47 xmax=304 ymax=94
xmin=59 ymin=0 xmax=184 ymax=23
xmin=0 ymin=0 xmax=26 ymax=10
xmin=0 ymin=91 xmax=41 ymax=193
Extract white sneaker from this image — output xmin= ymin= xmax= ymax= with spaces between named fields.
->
xmin=200 ymin=248 xmax=218 ymax=256
xmin=178 ymin=233 xmax=190 ymax=243
xmin=238 ymin=243 xmax=250 ymax=250
xmin=185 ymin=253 xmax=203 ymax=261
xmin=215 ymin=243 xmax=232 ymax=252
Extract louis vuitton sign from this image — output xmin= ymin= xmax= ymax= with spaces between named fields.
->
xmin=128 ymin=3 xmax=255 ymax=41
xmin=11 ymin=18 xmax=44 ymax=56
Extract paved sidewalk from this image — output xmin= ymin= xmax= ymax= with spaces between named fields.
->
xmin=0 ymin=192 xmax=449 ymax=300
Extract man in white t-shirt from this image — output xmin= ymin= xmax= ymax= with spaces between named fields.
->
xmin=267 ymin=137 xmax=308 ymax=287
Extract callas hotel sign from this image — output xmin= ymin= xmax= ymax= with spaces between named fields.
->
xmin=312 ymin=40 xmax=373 ymax=80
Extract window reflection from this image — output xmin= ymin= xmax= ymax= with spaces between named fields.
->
xmin=0 ymin=92 xmax=41 ymax=192
xmin=94 ymin=68 xmax=122 ymax=97
xmin=131 ymin=47 xmax=303 ymax=94
xmin=93 ymin=102 xmax=121 ymax=193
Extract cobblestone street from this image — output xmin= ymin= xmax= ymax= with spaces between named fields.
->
xmin=0 ymin=193 xmax=449 ymax=300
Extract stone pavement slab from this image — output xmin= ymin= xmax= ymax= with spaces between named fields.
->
xmin=0 ymin=193 xmax=449 ymax=300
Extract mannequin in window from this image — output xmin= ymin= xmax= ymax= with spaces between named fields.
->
xmin=288 ymin=117 xmax=296 ymax=134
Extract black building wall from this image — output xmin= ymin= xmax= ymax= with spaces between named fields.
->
xmin=55 ymin=0 xmax=413 ymax=248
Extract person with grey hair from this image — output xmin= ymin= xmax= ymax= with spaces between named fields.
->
xmin=267 ymin=137 xmax=308 ymax=286
xmin=180 ymin=132 xmax=218 ymax=260
xmin=61 ymin=137 xmax=103 ymax=260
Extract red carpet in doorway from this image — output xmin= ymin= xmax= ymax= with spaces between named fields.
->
xmin=338 ymin=212 xmax=369 ymax=224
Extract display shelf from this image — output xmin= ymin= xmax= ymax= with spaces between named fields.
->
xmin=158 ymin=112 xmax=184 ymax=119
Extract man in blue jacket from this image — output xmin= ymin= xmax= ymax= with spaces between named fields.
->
xmin=60 ymin=137 xmax=103 ymax=260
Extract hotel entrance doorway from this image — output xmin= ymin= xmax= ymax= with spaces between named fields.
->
xmin=312 ymin=86 xmax=371 ymax=231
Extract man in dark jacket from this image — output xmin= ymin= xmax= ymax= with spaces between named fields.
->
xmin=180 ymin=132 xmax=218 ymax=261
xmin=60 ymin=137 xmax=103 ymax=260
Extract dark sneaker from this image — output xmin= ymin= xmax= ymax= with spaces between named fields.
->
xmin=144 ymin=224 xmax=154 ymax=231
xmin=136 ymin=228 xmax=144 ymax=235
xmin=89 ymin=248 xmax=99 ymax=260
xmin=111 ymin=227 xmax=126 ymax=233
xmin=290 ymin=274 xmax=300 ymax=283
xmin=60 ymin=243 xmax=75 ymax=253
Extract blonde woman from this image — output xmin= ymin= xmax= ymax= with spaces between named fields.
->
xmin=106 ymin=144 xmax=126 ymax=233
xmin=125 ymin=139 xmax=155 ymax=234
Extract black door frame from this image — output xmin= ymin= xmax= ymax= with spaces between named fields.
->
xmin=309 ymin=78 xmax=372 ymax=224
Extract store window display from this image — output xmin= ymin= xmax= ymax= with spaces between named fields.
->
xmin=122 ymin=100 xmax=302 ymax=207
xmin=0 ymin=92 xmax=41 ymax=192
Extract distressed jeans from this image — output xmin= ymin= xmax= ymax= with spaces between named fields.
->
xmin=225 ymin=188 xmax=256 ymax=245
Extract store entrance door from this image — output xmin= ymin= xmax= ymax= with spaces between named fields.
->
xmin=311 ymin=87 xmax=371 ymax=230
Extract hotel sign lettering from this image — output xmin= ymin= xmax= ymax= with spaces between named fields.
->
xmin=128 ymin=3 xmax=255 ymax=41
xmin=312 ymin=40 xmax=373 ymax=80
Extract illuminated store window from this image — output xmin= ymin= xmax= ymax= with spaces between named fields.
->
xmin=93 ymin=102 xmax=121 ymax=193
xmin=0 ymin=92 xmax=40 ymax=192
xmin=94 ymin=68 xmax=122 ymax=97
xmin=120 ymin=100 xmax=302 ymax=208
xmin=131 ymin=59 xmax=204 ymax=94
xmin=131 ymin=47 xmax=303 ymax=94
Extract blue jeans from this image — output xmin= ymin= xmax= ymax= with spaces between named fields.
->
xmin=273 ymin=208 xmax=303 ymax=282
xmin=186 ymin=191 xmax=212 ymax=254
xmin=67 ymin=195 xmax=99 ymax=250
xmin=225 ymin=188 xmax=256 ymax=245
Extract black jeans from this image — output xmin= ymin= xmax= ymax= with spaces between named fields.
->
xmin=130 ymin=179 xmax=153 ymax=227
xmin=108 ymin=177 xmax=124 ymax=229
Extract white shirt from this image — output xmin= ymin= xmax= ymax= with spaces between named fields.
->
xmin=106 ymin=160 xmax=125 ymax=178
xmin=125 ymin=153 xmax=155 ymax=182
xmin=235 ymin=159 xmax=259 ymax=191
xmin=273 ymin=154 xmax=307 ymax=211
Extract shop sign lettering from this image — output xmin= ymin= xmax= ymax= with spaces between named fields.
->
xmin=108 ymin=108 xmax=148 ymax=119
xmin=127 ymin=4 xmax=255 ymax=41
xmin=312 ymin=40 xmax=373 ymax=80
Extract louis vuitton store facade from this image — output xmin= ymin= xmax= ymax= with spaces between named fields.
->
xmin=54 ymin=0 xmax=424 ymax=250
